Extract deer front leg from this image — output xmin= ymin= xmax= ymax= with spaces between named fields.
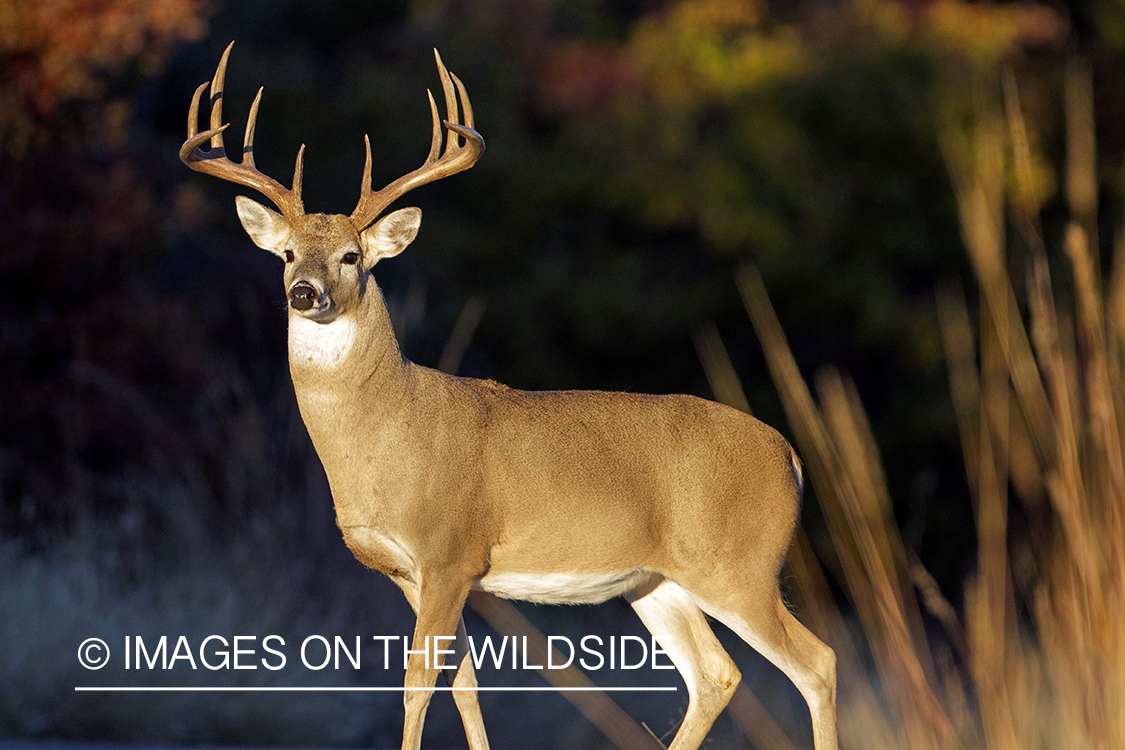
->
xmin=401 ymin=575 xmax=476 ymax=750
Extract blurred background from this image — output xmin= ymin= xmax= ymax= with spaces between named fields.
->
xmin=2 ymin=0 xmax=1124 ymax=748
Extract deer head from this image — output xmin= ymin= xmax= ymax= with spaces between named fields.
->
xmin=179 ymin=42 xmax=484 ymax=323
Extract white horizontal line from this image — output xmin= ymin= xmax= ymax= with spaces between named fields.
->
xmin=74 ymin=686 xmax=676 ymax=692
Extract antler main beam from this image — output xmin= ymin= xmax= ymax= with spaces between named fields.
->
xmin=350 ymin=49 xmax=485 ymax=231
xmin=180 ymin=42 xmax=306 ymax=222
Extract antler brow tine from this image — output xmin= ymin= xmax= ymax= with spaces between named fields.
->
xmin=244 ymin=87 xmax=263 ymax=168
xmin=186 ymin=82 xmax=208 ymax=141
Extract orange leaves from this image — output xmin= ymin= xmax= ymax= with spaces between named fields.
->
xmin=0 ymin=0 xmax=209 ymax=154
xmin=2 ymin=0 xmax=207 ymax=108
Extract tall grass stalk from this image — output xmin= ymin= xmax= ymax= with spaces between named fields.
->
xmin=712 ymin=58 xmax=1124 ymax=748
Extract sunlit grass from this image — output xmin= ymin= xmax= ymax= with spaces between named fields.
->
xmin=717 ymin=57 xmax=1125 ymax=749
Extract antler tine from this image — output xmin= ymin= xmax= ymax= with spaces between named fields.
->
xmin=179 ymin=42 xmax=305 ymax=221
xmin=451 ymin=72 xmax=474 ymax=131
xmin=292 ymin=144 xmax=306 ymax=206
xmin=209 ymin=42 xmax=232 ymax=151
xmin=244 ymin=87 xmax=263 ymax=168
xmin=425 ymin=90 xmax=442 ymax=164
xmin=186 ymin=81 xmax=209 ymax=142
xmin=350 ymin=49 xmax=485 ymax=231
xmin=358 ymin=135 xmax=373 ymax=206
xmin=434 ymin=49 xmax=461 ymax=154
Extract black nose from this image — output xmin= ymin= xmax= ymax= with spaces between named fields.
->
xmin=289 ymin=281 xmax=318 ymax=311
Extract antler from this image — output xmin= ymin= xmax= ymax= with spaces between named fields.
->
xmin=350 ymin=49 xmax=485 ymax=230
xmin=180 ymin=42 xmax=306 ymax=222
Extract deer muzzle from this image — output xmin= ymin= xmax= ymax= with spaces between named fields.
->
xmin=288 ymin=281 xmax=319 ymax=311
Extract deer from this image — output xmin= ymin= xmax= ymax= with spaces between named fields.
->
xmin=180 ymin=42 xmax=837 ymax=750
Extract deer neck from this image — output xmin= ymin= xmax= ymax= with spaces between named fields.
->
xmin=287 ymin=279 xmax=409 ymax=458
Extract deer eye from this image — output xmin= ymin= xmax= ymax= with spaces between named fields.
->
xmin=283 ymin=250 xmax=294 ymax=263
xmin=341 ymin=252 xmax=359 ymax=265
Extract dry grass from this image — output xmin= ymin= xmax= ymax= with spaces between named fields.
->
xmin=711 ymin=57 xmax=1125 ymax=748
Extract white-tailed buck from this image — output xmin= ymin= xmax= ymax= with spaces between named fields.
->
xmin=180 ymin=42 xmax=837 ymax=750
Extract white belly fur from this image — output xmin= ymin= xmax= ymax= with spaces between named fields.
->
xmin=289 ymin=315 xmax=355 ymax=367
xmin=475 ymin=569 xmax=658 ymax=605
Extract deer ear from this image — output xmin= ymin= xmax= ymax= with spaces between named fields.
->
xmin=360 ymin=207 xmax=421 ymax=270
xmin=235 ymin=196 xmax=291 ymax=257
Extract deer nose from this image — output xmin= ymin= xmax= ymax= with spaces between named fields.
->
xmin=288 ymin=281 xmax=319 ymax=311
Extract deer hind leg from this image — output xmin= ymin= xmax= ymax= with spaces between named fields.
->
xmin=694 ymin=582 xmax=838 ymax=750
xmin=449 ymin=615 xmax=491 ymax=750
xmin=628 ymin=578 xmax=741 ymax=750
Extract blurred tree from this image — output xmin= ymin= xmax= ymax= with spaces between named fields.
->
xmin=0 ymin=0 xmax=215 ymax=543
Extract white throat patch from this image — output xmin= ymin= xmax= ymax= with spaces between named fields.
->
xmin=289 ymin=314 xmax=356 ymax=367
